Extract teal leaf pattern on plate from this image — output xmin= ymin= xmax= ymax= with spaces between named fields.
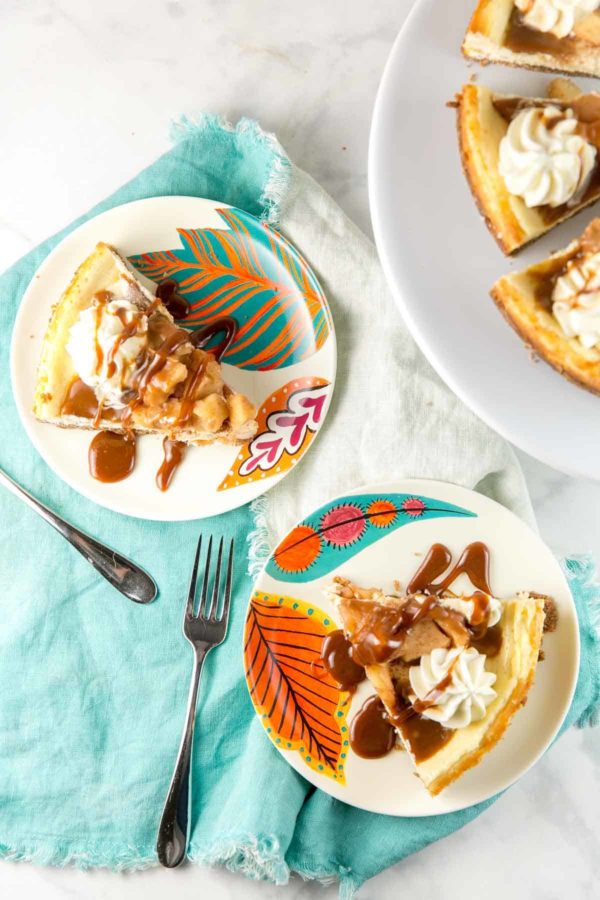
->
xmin=266 ymin=493 xmax=476 ymax=582
xmin=128 ymin=207 xmax=331 ymax=370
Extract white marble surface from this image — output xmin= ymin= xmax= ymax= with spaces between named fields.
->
xmin=0 ymin=0 xmax=598 ymax=897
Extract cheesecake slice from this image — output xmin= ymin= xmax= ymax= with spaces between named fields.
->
xmin=328 ymin=576 xmax=545 ymax=795
xmin=457 ymin=79 xmax=600 ymax=254
xmin=463 ymin=0 xmax=600 ymax=78
xmin=33 ymin=242 xmax=257 ymax=445
xmin=492 ymin=218 xmax=600 ymax=394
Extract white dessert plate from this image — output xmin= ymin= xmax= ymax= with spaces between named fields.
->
xmin=11 ymin=196 xmax=336 ymax=521
xmin=244 ymin=479 xmax=579 ymax=816
xmin=369 ymin=0 xmax=600 ymax=480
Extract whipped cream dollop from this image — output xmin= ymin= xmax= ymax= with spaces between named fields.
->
xmin=67 ymin=279 xmax=149 ymax=408
xmin=552 ymin=251 xmax=600 ymax=348
xmin=514 ymin=0 xmax=599 ymax=39
xmin=409 ymin=647 xmax=497 ymax=729
xmin=438 ymin=593 xmax=502 ymax=628
xmin=498 ymin=106 xmax=596 ymax=208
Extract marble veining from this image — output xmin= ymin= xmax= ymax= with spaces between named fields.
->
xmin=0 ymin=0 xmax=598 ymax=897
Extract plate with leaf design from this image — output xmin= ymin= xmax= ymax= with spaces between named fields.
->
xmin=11 ymin=196 xmax=336 ymax=520
xmin=244 ymin=479 xmax=578 ymax=816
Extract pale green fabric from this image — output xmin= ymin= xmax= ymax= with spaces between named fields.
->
xmin=253 ymin=165 xmax=536 ymax=552
xmin=0 ymin=115 xmax=598 ymax=898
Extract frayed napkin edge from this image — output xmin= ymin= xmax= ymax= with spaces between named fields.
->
xmin=0 ymin=841 xmax=155 ymax=871
xmin=562 ymin=554 xmax=600 ymax=728
xmin=169 ymin=112 xmax=291 ymax=227
xmin=188 ymin=833 xmax=289 ymax=884
xmin=189 ymin=839 xmax=361 ymax=899
xmin=0 ymin=834 xmax=362 ymax=897
xmin=248 ymin=495 xmax=272 ymax=578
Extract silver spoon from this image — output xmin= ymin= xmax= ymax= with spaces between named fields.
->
xmin=0 ymin=466 xmax=157 ymax=604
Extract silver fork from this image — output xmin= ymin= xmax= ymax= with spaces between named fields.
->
xmin=156 ymin=534 xmax=234 ymax=868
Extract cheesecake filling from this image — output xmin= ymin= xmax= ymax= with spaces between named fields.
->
xmin=552 ymin=250 xmax=600 ymax=348
xmin=514 ymin=0 xmax=600 ymax=39
xmin=408 ymin=646 xmax=497 ymax=729
xmin=498 ymin=105 xmax=596 ymax=208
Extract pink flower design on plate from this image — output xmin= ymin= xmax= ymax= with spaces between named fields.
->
xmin=320 ymin=504 xmax=366 ymax=547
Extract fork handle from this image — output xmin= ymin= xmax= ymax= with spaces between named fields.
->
xmin=0 ymin=467 xmax=157 ymax=605
xmin=157 ymin=646 xmax=207 ymax=867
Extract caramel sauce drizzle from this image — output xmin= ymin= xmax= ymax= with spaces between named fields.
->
xmin=396 ymin=544 xmax=500 ymax=759
xmin=516 ymin=219 xmax=600 ymax=314
xmin=471 ymin=623 xmax=503 ymax=658
xmin=504 ymin=8 xmax=577 ymax=60
xmin=189 ymin=316 xmax=239 ymax=359
xmin=348 ymin=594 xmax=440 ymax=668
xmin=91 ymin=399 xmax=104 ymax=430
xmin=61 ymin=379 xmax=101 ymax=419
xmin=93 ymin=303 xmax=105 ymax=372
xmin=156 ymin=438 xmax=187 ymax=492
xmin=407 ymin=541 xmax=492 ymax=595
xmin=150 ymin=316 xmax=239 ymax=486
xmin=88 ymin=431 xmax=136 ymax=483
xmin=105 ymin=310 xmax=140 ymax=380
xmin=320 ymin=629 xmax=366 ymax=692
xmin=331 ymin=542 xmax=501 ymax=764
xmin=349 ymin=696 xmax=396 ymax=759
xmin=178 ymin=357 xmax=209 ymax=427
xmin=156 ymin=279 xmax=191 ymax=319
xmin=393 ymin=700 xmax=453 ymax=763
xmin=61 ymin=286 xmax=239 ymax=488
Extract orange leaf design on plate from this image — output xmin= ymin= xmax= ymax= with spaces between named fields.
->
xmin=244 ymin=592 xmax=348 ymax=782
xmin=218 ymin=377 xmax=330 ymax=491
xmin=128 ymin=209 xmax=332 ymax=371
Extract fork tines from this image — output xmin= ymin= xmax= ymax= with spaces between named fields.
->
xmin=186 ymin=534 xmax=234 ymax=623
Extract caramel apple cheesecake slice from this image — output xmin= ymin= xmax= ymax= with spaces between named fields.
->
xmin=327 ymin=563 xmax=546 ymax=796
xmin=33 ymin=242 xmax=257 ymax=488
xmin=463 ymin=0 xmax=600 ymax=78
xmin=492 ymin=218 xmax=600 ymax=393
xmin=457 ymin=79 xmax=600 ymax=254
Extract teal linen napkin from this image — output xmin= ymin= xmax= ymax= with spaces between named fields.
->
xmin=0 ymin=115 xmax=599 ymax=897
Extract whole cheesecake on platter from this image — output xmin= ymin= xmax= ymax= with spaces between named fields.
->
xmin=33 ymin=242 xmax=257 ymax=488
xmin=456 ymin=78 xmax=600 ymax=254
xmin=463 ymin=0 xmax=600 ymax=78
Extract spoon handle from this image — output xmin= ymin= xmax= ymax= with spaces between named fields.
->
xmin=0 ymin=467 xmax=157 ymax=605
